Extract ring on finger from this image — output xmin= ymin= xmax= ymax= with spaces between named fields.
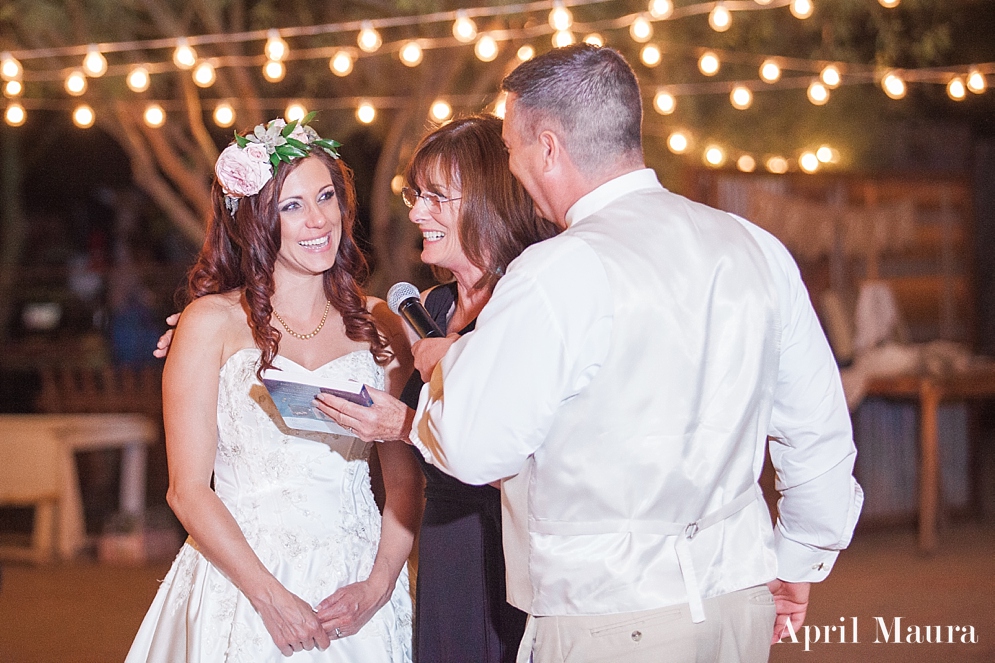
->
xmin=335 ymin=627 xmax=343 ymax=638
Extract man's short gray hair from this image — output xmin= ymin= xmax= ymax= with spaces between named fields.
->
xmin=501 ymin=44 xmax=643 ymax=174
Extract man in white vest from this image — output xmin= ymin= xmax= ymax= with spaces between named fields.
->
xmin=411 ymin=44 xmax=862 ymax=663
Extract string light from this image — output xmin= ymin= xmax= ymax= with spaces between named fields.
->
xmin=653 ymin=90 xmax=676 ymax=114
xmin=494 ymin=92 xmax=507 ymax=118
xmin=630 ymin=15 xmax=653 ymax=43
xmin=648 ymin=0 xmax=674 ymax=20
xmin=882 ymin=71 xmax=906 ymax=99
xmin=453 ymin=11 xmax=477 ymax=43
xmin=358 ymin=22 xmax=382 ymax=53
xmin=73 ymin=104 xmax=95 ymax=128
xmin=475 ymin=34 xmax=499 ymax=62
xmin=766 ymin=155 xmax=789 ymax=174
xmin=400 ymin=41 xmax=424 ymax=67
xmin=4 ymin=102 xmax=26 ymax=126
xmin=730 ymin=85 xmax=753 ymax=110
xmin=0 ymin=52 xmax=22 ymax=81
xmin=816 ymin=145 xmax=838 ymax=163
xmin=698 ymin=51 xmax=720 ymax=76
xmin=4 ymin=80 xmax=23 ymax=97
xmin=143 ymin=103 xmax=165 ymax=128
xmin=704 ymin=145 xmax=726 ymax=167
xmin=879 ymin=0 xmax=900 ymax=7
xmin=265 ymin=30 xmax=288 ymax=61
xmin=330 ymin=50 xmax=354 ymax=77
xmin=755 ymin=0 xmax=773 ymax=5
xmin=285 ymin=102 xmax=307 ymax=122
xmin=192 ymin=60 xmax=216 ymax=87
xmin=517 ymin=45 xmax=535 ymax=61
xmin=820 ymin=64 xmax=841 ymax=88
xmin=549 ymin=2 xmax=573 ymax=31
xmin=641 ymin=45 xmax=662 ymax=67
xmin=356 ymin=101 xmax=376 ymax=124
xmin=82 ymin=45 xmax=107 ymax=77
xmin=667 ymin=131 xmax=690 ymax=154
xmin=583 ymin=34 xmax=604 ymax=47
xmin=790 ymin=0 xmax=814 ymax=20
xmin=709 ymin=3 xmax=732 ymax=32
xmin=65 ymin=69 xmax=87 ymax=96
xmin=391 ymin=175 xmax=405 ymax=195
xmin=737 ymin=155 xmax=756 ymax=172
xmin=760 ymin=59 xmax=781 ymax=83
xmin=799 ymin=151 xmax=819 ymax=173
xmin=213 ymin=102 xmax=236 ymax=127
xmin=807 ymin=80 xmax=830 ymax=105
xmin=431 ymin=99 xmax=453 ymax=122
xmin=946 ymin=76 xmax=966 ymax=101
xmin=173 ymin=38 xmax=197 ymax=70
xmin=967 ymin=68 xmax=987 ymax=93
xmin=552 ymin=31 xmax=575 ymax=48
xmin=262 ymin=59 xmax=285 ymax=82
xmin=126 ymin=66 xmax=150 ymax=92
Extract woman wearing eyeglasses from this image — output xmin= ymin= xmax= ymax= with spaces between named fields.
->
xmin=316 ymin=115 xmax=558 ymax=663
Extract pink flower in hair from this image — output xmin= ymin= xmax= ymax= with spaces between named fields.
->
xmin=215 ymin=142 xmax=273 ymax=197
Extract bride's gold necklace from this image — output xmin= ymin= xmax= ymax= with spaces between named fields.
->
xmin=272 ymin=300 xmax=331 ymax=341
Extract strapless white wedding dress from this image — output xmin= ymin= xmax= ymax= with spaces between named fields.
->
xmin=125 ymin=348 xmax=412 ymax=663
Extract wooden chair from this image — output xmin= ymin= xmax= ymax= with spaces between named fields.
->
xmin=36 ymin=365 xmax=162 ymax=416
xmin=0 ymin=422 xmax=62 ymax=563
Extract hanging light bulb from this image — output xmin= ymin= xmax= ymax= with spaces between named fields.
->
xmin=698 ymin=51 xmax=720 ymax=76
xmin=330 ymin=50 xmax=354 ymax=77
xmin=400 ymin=41 xmax=424 ymax=67
xmin=766 ymin=156 xmax=789 ymax=174
xmin=760 ymin=59 xmax=781 ymax=83
xmin=214 ymin=102 xmax=236 ymax=128
xmin=192 ymin=60 xmax=216 ymax=88
xmin=737 ymin=155 xmax=756 ymax=172
xmin=709 ymin=3 xmax=732 ymax=32
xmin=82 ymin=45 xmax=107 ymax=77
xmin=0 ymin=52 xmax=23 ymax=81
xmin=126 ymin=65 xmax=150 ymax=92
xmin=882 ymin=71 xmax=906 ymax=99
xmin=667 ymin=131 xmax=689 ymax=154
xmin=517 ymin=45 xmax=535 ymax=61
xmin=391 ymin=175 xmax=405 ymax=195
xmin=65 ymin=69 xmax=87 ymax=96
xmin=4 ymin=80 xmax=23 ymax=97
xmin=265 ymin=30 xmax=288 ymax=61
xmin=754 ymin=0 xmax=774 ymax=5
xmin=143 ymin=103 xmax=165 ymax=128
xmin=494 ymin=92 xmax=508 ymax=119
xmin=820 ymin=64 xmax=841 ymax=88
xmin=640 ymin=45 xmax=662 ymax=67
xmin=730 ymin=86 xmax=753 ymax=110
xmin=816 ymin=145 xmax=837 ymax=163
xmin=653 ymin=90 xmax=676 ymax=115
xmin=704 ymin=145 xmax=726 ymax=167
xmin=583 ymin=34 xmax=605 ymax=47
xmin=475 ymin=34 xmax=499 ymax=62
xmin=173 ymin=38 xmax=197 ymax=70
xmin=4 ymin=102 xmax=25 ymax=126
xmin=649 ymin=0 xmax=674 ymax=19
xmin=879 ymin=0 xmax=900 ymax=7
xmin=799 ymin=151 xmax=820 ymax=173
xmin=453 ymin=11 xmax=477 ymax=43
xmin=807 ymin=80 xmax=830 ymax=105
xmin=790 ymin=0 xmax=814 ymax=19
xmin=356 ymin=101 xmax=376 ymax=124
xmin=285 ymin=102 xmax=307 ymax=123
xmin=947 ymin=76 xmax=966 ymax=101
xmin=549 ymin=2 xmax=573 ymax=31
xmin=262 ymin=59 xmax=285 ymax=82
xmin=73 ymin=104 xmax=95 ymax=128
xmin=358 ymin=22 xmax=382 ymax=53
xmin=552 ymin=31 xmax=575 ymax=48
xmin=967 ymin=68 xmax=987 ymax=94
xmin=630 ymin=15 xmax=653 ymax=43
xmin=431 ymin=99 xmax=453 ymax=122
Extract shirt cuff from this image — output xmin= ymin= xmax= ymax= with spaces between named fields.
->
xmin=774 ymin=529 xmax=842 ymax=582
xmin=407 ymin=422 xmax=438 ymax=467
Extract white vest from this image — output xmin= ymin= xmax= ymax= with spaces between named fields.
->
xmin=501 ymin=186 xmax=782 ymax=620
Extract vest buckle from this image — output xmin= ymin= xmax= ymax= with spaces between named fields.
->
xmin=684 ymin=521 xmax=699 ymax=540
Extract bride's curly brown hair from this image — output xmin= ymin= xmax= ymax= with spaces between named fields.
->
xmin=184 ymin=148 xmax=390 ymax=378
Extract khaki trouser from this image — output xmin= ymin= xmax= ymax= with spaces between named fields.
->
xmin=518 ymin=585 xmax=776 ymax=663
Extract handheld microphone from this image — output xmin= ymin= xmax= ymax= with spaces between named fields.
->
xmin=387 ymin=282 xmax=444 ymax=339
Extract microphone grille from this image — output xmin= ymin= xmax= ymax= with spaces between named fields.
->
xmin=387 ymin=282 xmax=421 ymax=314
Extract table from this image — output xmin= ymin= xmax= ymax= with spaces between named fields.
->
xmin=0 ymin=413 xmax=158 ymax=560
xmin=865 ymin=366 xmax=995 ymax=552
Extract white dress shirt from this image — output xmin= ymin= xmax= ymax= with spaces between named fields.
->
xmin=412 ymin=169 xmax=862 ymax=617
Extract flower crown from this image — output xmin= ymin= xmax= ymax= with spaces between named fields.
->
xmin=215 ymin=112 xmax=341 ymax=213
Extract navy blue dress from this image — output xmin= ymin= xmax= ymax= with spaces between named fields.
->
xmin=399 ymin=283 xmax=527 ymax=663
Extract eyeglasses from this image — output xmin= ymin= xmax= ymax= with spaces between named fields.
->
xmin=401 ymin=187 xmax=461 ymax=213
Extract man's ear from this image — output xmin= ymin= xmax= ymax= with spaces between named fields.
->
xmin=537 ymin=129 xmax=561 ymax=174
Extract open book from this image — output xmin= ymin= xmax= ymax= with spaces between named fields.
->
xmin=261 ymin=366 xmax=373 ymax=436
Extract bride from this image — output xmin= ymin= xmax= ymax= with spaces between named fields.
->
xmin=126 ymin=116 xmax=420 ymax=662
